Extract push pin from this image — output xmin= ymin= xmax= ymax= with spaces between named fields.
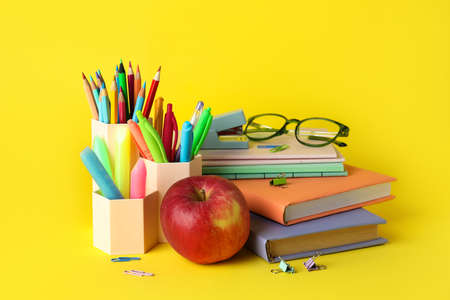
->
xmin=271 ymin=257 xmax=295 ymax=274
xmin=270 ymin=174 xmax=287 ymax=188
xmin=124 ymin=270 xmax=154 ymax=277
xmin=303 ymin=254 xmax=326 ymax=272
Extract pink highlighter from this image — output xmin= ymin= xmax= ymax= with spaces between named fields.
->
xmin=130 ymin=160 xmax=146 ymax=199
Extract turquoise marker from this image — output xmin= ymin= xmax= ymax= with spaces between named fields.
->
xmin=180 ymin=121 xmax=193 ymax=162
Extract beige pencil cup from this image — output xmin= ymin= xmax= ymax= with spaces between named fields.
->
xmin=91 ymin=119 xmax=139 ymax=189
xmin=141 ymin=155 xmax=203 ymax=243
xmin=92 ymin=190 xmax=159 ymax=255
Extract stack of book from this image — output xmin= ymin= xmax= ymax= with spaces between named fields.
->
xmin=200 ymin=134 xmax=347 ymax=179
xmin=231 ymin=165 xmax=396 ymax=262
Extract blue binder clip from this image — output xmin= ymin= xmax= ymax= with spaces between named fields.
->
xmin=201 ymin=109 xmax=249 ymax=149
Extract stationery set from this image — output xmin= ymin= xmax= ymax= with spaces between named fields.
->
xmin=79 ymin=61 xmax=396 ymax=263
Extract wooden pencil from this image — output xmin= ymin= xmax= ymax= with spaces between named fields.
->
xmin=82 ymin=73 xmax=99 ymax=120
xmin=127 ymin=61 xmax=135 ymax=115
xmin=110 ymin=77 xmax=118 ymax=124
xmin=142 ymin=66 xmax=161 ymax=118
xmin=134 ymin=64 xmax=141 ymax=106
xmin=118 ymin=87 xmax=127 ymax=123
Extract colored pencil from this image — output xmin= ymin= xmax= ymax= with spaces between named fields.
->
xmin=82 ymin=72 xmax=99 ymax=120
xmin=134 ymin=64 xmax=141 ymax=106
xmin=118 ymin=60 xmax=129 ymax=119
xmin=100 ymin=83 xmax=110 ymax=123
xmin=95 ymin=71 xmax=103 ymax=89
xmin=118 ymin=87 xmax=127 ymax=123
xmin=132 ymin=81 xmax=146 ymax=122
xmin=90 ymin=75 xmax=100 ymax=110
xmin=153 ymin=97 xmax=164 ymax=137
xmin=127 ymin=61 xmax=135 ymax=115
xmin=110 ymin=77 xmax=118 ymax=124
xmin=142 ymin=66 xmax=160 ymax=118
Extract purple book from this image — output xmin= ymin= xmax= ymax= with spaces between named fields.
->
xmin=246 ymin=208 xmax=387 ymax=263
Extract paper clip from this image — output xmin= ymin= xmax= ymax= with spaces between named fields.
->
xmin=270 ymin=144 xmax=289 ymax=153
xmin=303 ymin=254 xmax=326 ymax=272
xmin=124 ymin=270 xmax=154 ymax=277
xmin=111 ymin=257 xmax=141 ymax=262
xmin=257 ymin=145 xmax=281 ymax=149
xmin=271 ymin=257 xmax=295 ymax=274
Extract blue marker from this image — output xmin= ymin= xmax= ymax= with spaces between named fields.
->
xmin=180 ymin=121 xmax=193 ymax=162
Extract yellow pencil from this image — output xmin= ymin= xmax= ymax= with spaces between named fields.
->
xmin=110 ymin=77 xmax=118 ymax=124
xmin=153 ymin=97 xmax=164 ymax=137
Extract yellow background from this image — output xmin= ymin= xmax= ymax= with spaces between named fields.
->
xmin=1 ymin=0 xmax=449 ymax=299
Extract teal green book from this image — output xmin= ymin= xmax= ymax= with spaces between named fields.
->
xmin=213 ymin=170 xmax=348 ymax=180
xmin=202 ymin=162 xmax=344 ymax=174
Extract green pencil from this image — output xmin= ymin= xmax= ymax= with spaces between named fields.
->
xmin=118 ymin=60 xmax=129 ymax=119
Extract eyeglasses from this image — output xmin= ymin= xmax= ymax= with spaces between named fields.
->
xmin=244 ymin=113 xmax=350 ymax=147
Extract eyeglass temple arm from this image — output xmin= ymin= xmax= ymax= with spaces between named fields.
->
xmin=308 ymin=136 xmax=347 ymax=147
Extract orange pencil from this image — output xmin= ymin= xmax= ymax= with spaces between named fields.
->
xmin=134 ymin=64 xmax=141 ymax=108
xmin=82 ymin=73 xmax=98 ymax=120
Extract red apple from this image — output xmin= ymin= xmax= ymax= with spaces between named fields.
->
xmin=160 ymin=175 xmax=250 ymax=264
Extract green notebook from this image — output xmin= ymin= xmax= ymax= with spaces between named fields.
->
xmin=212 ymin=170 xmax=348 ymax=179
xmin=203 ymin=162 xmax=344 ymax=174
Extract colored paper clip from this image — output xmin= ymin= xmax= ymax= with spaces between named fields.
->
xmin=270 ymin=174 xmax=287 ymax=187
xmin=124 ymin=270 xmax=154 ymax=277
xmin=271 ymin=258 xmax=295 ymax=274
xmin=111 ymin=257 xmax=141 ymax=262
xmin=270 ymin=144 xmax=289 ymax=152
xmin=303 ymin=254 xmax=326 ymax=272
xmin=257 ymin=145 xmax=281 ymax=149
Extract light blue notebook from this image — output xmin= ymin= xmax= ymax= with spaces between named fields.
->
xmin=247 ymin=208 xmax=387 ymax=263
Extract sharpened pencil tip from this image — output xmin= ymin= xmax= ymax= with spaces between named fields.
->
xmin=136 ymin=64 xmax=140 ymax=72
xmin=129 ymin=61 xmax=132 ymax=67
xmin=82 ymin=72 xmax=86 ymax=79
xmin=157 ymin=66 xmax=161 ymax=72
xmin=101 ymin=82 xmax=106 ymax=89
xmin=116 ymin=65 xmax=119 ymax=71
xmin=90 ymin=75 xmax=94 ymax=82
xmin=143 ymin=81 xmax=146 ymax=89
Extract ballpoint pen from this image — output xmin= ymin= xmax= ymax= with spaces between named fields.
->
xmin=162 ymin=103 xmax=179 ymax=162
xmin=190 ymin=101 xmax=204 ymax=128
xmin=192 ymin=107 xmax=213 ymax=158
xmin=180 ymin=121 xmax=193 ymax=162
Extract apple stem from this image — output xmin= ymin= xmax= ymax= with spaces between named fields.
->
xmin=194 ymin=188 xmax=207 ymax=202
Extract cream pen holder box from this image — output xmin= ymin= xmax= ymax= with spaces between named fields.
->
xmin=92 ymin=190 xmax=159 ymax=255
xmin=91 ymin=119 xmax=139 ymax=189
xmin=142 ymin=155 xmax=203 ymax=243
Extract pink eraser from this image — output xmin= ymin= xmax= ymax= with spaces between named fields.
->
xmin=130 ymin=160 xmax=146 ymax=199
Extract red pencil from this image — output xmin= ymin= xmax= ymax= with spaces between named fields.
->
xmin=127 ymin=61 xmax=135 ymax=115
xmin=142 ymin=66 xmax=161 ymax=118
xmin=118 ymin=87 xmax=127 ymax=123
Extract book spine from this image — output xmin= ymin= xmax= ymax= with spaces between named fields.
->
xmin=245 ymin=230 xmax=270 ymax=262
